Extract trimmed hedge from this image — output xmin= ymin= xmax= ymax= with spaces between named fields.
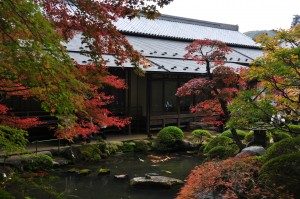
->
xmin=154 ymin=126 xmax=184 ymax=151
xmin=203 ymin=136 xmax=234 ymax=154
xmin=190 ymin=129 xmax=212 ymax=144
xmin=207 ymin=145 xmax=239 ymax=159
xmin=260 ymin=152 xmax=300 ymax=197
xmin=272 ymin=130 xmax=292 ymax=142
xmin=262 ymin=136 xmax=300 ymax=162
xmin=221 ymin=129 xmax=247 ymax=139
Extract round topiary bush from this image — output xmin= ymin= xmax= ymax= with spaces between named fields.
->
xmin=287 ymin=123 xmax=300 ymax=134
xmin=207 ymin=145 xmax=239 ymax=160
xmin=260 ymin=152 xmax=300 ymax=197
xmin=203 ymin=136 xmax=234 ymax=154
xmin=190 ymin=129 xmax=212 ymax=144
xmin=154 ymin=126 xmax=184 ymax=151
xmin=156 ymin=126 xmax=184 ymax=144
xmin=272 ymin=130 xmax=292 ymax=142
xmin=221 ymin=129 xmax=247 ymax=140
xmin=262 ymin=136 xmax=300 ymax=162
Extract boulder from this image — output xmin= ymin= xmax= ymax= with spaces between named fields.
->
xmin=98 ymin=168 xmax=110 ymax=175
xmin=130 ymin=176 xmax=184 ymax=188
xmin=235 ymin=146 xmax=265 ymax=158
xmin=53 ymin=157 xmax=69 ymax=166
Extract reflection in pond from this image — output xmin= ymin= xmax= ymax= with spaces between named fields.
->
xmin=21 ymin=152 xmax=202 ymax=199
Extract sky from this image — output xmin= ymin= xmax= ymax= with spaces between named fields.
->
xmin=158 ymin=0 xmax=300 ymax=33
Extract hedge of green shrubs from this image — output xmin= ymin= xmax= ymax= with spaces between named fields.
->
xmin=221 ymin=129 xmax=247 ymax=140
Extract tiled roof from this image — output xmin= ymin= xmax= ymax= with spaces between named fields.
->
xmin=115 ymin=15 xmax=258 ymax=47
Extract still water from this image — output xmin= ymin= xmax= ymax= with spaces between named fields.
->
xmin=31 ymin=152 xmax=202 ymax=199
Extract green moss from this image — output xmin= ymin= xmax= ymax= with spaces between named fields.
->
xmin=207 ymin=145 xmax=239 ymax=160
xmin=22 ymin=154 xmax=53 ymax=171
xmin=79 ymin=169 xmax=91 ymax=175
xmin=203 ymin=136 xmax=234 ymax=153
xmin=260 ymin=152 xmax=300 ymax=197
xmin=221 ymin=129 xmax=247 ymax=140
xmin=121 ymin=142 xmax=135 ymax=152
xmin=190 ymin=129 xmax=212 ymax=144
xmin=133 ymin=140 xmax=151 ymax=152
xmin=262 ymin=137 xmax=300 ymax=162
xmin=78 ymin=144 xmax=102 ymax=161
xmin=0 ymin=188 xmax=15 ymax=199
xmin=68 ymin=168 xmax=79 ymax=173
xmin=98 ymin=168 xmax=110 ymax=175
xmin=272 ymin=130 xmax=292 ymax=142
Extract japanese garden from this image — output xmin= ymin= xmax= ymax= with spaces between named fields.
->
xmin=0 ymin=0 xmax=299 ymax=198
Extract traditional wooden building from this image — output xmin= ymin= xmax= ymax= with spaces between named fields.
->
xmin=66 ymin=14 xmax=263 ymax=133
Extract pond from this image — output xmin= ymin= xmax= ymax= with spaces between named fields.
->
xmin=26 ymin=152 xmax=202 ymax=199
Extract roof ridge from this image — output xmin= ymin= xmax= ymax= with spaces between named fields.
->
xmin=156 ymin=14 xmax=239 ymax=31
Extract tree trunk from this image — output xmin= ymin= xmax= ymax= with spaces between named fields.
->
xmin=230 ymin=128 xmax=244 ymax=151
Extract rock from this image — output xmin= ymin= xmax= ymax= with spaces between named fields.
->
xmin=37 ymin=151 xmax=52 ymax=157
xmin=130 ymin=176 xmax=184 ymax=188
xmin=53 ymin=157 xmax=69 ymax=166
xmin=114 ymin=174 xmax=129 ymax=179
xmin=235 ymin=146 xmax=265 ymax=158
xmin=68 ymin=168 xmax=79 ymax=173
xmin=98 ymin=168 xmax=110 ymax=175
xmin=175 ymin=140 xmax=199 ymax=151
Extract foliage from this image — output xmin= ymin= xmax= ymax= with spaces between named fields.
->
xmin=176 ymin=157 xmax=291 ymax=199
xmin=23 ymin=154 xmax=53 ymax=171
xmin=0 ymin=188 xmax=15 ymax=199
xmin=203 ymin=136 xmax=234 ymax=153
xmin=260 ymin=152 xmax=300 ymax=197
xmin=229 ymin=25 xmax=300 ymax=131
xmin=221 ymin=129 xmax=247 ymax=139
xmin=272 ymin=130 xmax=292 ymax=142
xmin=0 ymin=0 xmax=173 ymax=139
xmin=206 ymin=145 xmax=239 ymax=160
xmin=0 ymin=125 xmax=28 ymax=154
xmin=262 ymin=136 xmax=300 ymax=162
xmin=189 ymin=129 xmax=212 ymax=144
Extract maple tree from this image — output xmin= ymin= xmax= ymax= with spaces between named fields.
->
xmin=0 ymin=0 xmax=173 ymax=139
xmin=176 ymin=156 xmax=293 ymax=199
xmin=228 ymin=25 xmax=300 ymax=132
xmin=176 ymin=39 xmax=246 ymax=149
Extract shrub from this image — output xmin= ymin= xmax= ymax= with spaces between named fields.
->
xmin=272 ymin=130 xmax=292 ymax=142
xmin=221 ymin=129 xmax=247 ymax=140
xmin=207 ymin=145 xmax=239 ymax=160
xmin=190 ymin=129 xmax=212 ymax=144
xmin=23 ymin=154 xmax=53 ymax=171
xmin=203 ymin=136 xmax=234 ymax=153
xmin=0 ymin=126 xmax=28 ymax=154
xmin=262 ymin=137 xmax=300 ymax=162
xmin=260 ymin=152 xmax=300 ymax=197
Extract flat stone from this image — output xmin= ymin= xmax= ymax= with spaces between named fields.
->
xmin=130 ymin=176 xmax=184 ymax=188
xmin=114 ymin=174 xmax=129 ymax=179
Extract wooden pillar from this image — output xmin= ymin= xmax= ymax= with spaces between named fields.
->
xmin=146 ymin=74 xmax=151 ymax=135
xmin=177 ymin=97 xmax=180 ymax=127
xmin=126 ymin=69 xmax=131 ymax=134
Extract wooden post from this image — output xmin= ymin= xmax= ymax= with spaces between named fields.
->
xmin=146 ymin=74 xmax=151 ymax=135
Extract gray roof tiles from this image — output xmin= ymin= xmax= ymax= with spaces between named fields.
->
xmin=116 ymin=15 xmax=257 ymax=47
